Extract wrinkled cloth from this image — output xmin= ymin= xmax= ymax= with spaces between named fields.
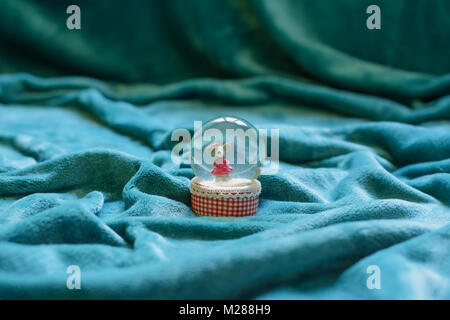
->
xmin=0 ymin=0 xmax=449 ymax=299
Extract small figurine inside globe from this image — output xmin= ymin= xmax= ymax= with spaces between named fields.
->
xmin=190 ymin=116 xmax=263 ymax=217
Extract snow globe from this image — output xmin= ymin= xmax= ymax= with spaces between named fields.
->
xmin=190 ymin=116 xmax=263 ymax=217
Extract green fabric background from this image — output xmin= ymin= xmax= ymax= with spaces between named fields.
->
xmin=1 ymin=0 xmax=450 ymax=96
xmin=0 ymin=0 xmax=449 ymax=299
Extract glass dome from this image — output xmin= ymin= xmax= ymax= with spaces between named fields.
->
xmin=191 ymin=116 xmax=263 ymax=185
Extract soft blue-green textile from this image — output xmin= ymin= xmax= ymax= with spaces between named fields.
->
xmin=0 ymin=0 xmax=449 ymax=299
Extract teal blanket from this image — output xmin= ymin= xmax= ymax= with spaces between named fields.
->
xmin=0 ymin=0 xmax=449 ymax=299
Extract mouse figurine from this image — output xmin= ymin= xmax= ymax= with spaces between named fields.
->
xmin=206 ymin=143 xmax=233 ymax=180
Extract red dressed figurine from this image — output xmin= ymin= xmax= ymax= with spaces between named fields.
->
xmin=212 ymin=158 xmax=233 ymax=176
xmin=207 ymin=143 xmax=233 ymax=177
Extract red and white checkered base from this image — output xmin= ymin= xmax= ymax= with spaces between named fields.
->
xmin=190 ymin=177 xmax=261 ymax=217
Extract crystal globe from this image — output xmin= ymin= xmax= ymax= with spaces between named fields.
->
xmin=191 ymin=116 xmax=263 ymax=185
